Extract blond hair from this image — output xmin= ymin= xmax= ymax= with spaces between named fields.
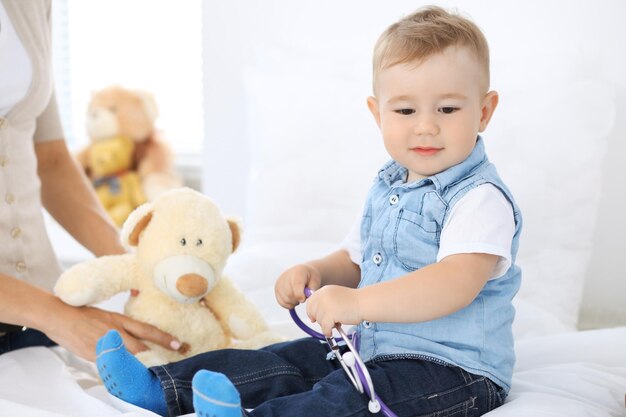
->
xmin=372 ymin=6 xmax=490 ymax=92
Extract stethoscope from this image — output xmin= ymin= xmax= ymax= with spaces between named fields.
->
xmin=289 ymin=288 xmax=398 ymax=417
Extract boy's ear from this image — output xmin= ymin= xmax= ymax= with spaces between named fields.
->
xmin=367 ymin=96 xmax=382 ymax=128
xmin=478 ymin=90 xmax=499 ymax=132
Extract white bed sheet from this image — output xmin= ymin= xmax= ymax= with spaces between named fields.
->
xmin=0 ymin=324 xmax=624 ymax=416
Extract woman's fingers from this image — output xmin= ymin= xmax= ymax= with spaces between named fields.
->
xmin=118 ymin=330 xmax=149 ymax=354
xmin=118 ymin=314 xmax=181 ymax=351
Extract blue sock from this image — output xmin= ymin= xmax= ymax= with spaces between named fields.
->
xmin=192 ymin=370 xmax=242 ymax=417
xmin=96 ymin=329 xmax=167 ymax=416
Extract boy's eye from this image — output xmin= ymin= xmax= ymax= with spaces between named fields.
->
xmin=395 ymin=108 xmax=415 ymax=115
xmin=439 ymin=106 xmax=458 ymax=114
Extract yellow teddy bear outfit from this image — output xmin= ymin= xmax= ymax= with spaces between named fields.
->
xmin=89 ymin=136 xmax=146 ymax=226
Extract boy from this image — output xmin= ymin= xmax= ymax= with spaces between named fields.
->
xmin=96 ymin=6 xmax=521 ymax=416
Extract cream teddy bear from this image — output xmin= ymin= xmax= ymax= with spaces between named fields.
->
xmin=54 ymin=188 xmax=284 ymax=366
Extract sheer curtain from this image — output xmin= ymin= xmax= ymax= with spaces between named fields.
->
xmin=51 ymin=0 xmax=204 ymax=160
xmin=48 ymin=0 xmax=204 ymax=265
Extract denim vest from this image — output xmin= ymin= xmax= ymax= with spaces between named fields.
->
xmin=356 ymin=137 xmax=522 ymax=392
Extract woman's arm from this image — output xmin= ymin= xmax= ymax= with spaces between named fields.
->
xmin=35 ymin=139 xmax=125 ymax=256
xmin=0 ymin=272 xmax=180 ymax=361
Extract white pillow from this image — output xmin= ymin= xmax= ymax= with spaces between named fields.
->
xmin=487 ymin=72 xmax=615 ymax=329
xmin=242 ymin=64 xmax=387 ymax=245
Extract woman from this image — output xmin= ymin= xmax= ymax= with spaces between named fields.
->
xmin=0 ymin=0 xmax=179 ymax=360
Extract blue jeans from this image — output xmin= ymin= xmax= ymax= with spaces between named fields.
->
xmin=0 ymin=328 xmax=56 ymax=355
xmin=151 ymin=338 xmax=505 ymax=417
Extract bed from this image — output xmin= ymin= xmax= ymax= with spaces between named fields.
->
xmin=0 ymin=323 xmax=623 ymax=416
xmin=2 ymin=2 xmax=625 ymax=416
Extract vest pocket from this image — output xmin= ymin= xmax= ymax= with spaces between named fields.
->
xmin=393 ymin=208 xmax=439 ymax=271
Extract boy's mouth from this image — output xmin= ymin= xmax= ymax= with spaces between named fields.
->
xmin=411 ymin=146 xmax=442 ymax=156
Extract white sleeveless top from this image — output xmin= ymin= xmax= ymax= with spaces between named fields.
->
xmin=0 ymin=1 xmax=32 ymax=117
xmin=0 ymin=0 xmax=63 ymax=291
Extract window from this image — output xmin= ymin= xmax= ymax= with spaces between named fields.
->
xmin=51 ymin=0 xmax=204 ymax=160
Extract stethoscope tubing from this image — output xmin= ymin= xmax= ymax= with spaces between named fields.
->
xmin=289 ymin=288 xmax=399 ymax=417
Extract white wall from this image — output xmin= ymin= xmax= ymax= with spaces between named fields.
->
xmin=201 ymin=1 xmax=626 ymax=328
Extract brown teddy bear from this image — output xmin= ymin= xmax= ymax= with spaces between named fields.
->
xmin=76 ymin=85 xmax=183 ymax=202
xmin=54 ymin=188 xmax=285 ymax=366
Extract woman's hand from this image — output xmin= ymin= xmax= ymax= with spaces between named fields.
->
xmin=274 ymin=264 xmax=322 ymax=309
xmin=43 ymin=301 xmax=180 ymax=362
xmin=305 ymin=285 xmax=363 ymax=337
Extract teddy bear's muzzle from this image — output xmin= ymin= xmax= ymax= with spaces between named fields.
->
xmin=153 ymin=255 xmax=217 ymax=304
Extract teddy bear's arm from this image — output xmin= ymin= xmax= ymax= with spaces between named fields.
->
xmin=203 ymin=278 xmax=269 ymax=341
xmin=54 ymin=254 xmax=138 ymax=306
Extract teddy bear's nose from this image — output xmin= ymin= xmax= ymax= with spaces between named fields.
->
xmin=176 ymin=273 xmax=209 ymax=297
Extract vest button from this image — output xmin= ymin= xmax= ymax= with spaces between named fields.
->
xmin=372 ymin=253 xmax=383 ymax=265
xmin=0 ymin=155 xmax=7 ymax=166
xmin=0 ymin=118 xmax=8 ymax=130
xmin=15 ymin=261 xmax=27 ymax=272
xmin=10 ymin=227 xmax=21 ymax=238
xmin=389 ymin=194 xmax=399 ymax=205
xmin=5 ymin=193 xmax=15 ymax=204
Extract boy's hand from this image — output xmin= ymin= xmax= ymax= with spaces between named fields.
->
xmin=306 ymin=285 xmax=363 ymax=337
xmin=275 ymin=264 xmax=322 ymax=309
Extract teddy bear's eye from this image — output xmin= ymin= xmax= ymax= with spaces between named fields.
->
xmin=180 ymin=238 xmax=187 ymax=246
xmin=196 ymin=239 xmax=203 ymax=246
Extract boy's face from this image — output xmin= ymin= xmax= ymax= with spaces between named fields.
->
xmin=368 ymin=46 xmax=498 ymax=182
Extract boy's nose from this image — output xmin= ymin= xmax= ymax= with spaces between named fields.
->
xmin=413 ymin=115 xmax=439 ymax=136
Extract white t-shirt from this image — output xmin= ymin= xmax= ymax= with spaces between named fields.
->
xmin=341 ymin=183 xmax=515 ymax=279
xmin=0 ymin=1 xmax=33 ymax=117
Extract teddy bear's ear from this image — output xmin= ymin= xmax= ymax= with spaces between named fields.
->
xmin=134 ymin=90 xmax=159 ymax=124
xmin=226 ymin=216 xmax=243 ymax=253
xmin=121 ymin=202 xmax=155 ymax=247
